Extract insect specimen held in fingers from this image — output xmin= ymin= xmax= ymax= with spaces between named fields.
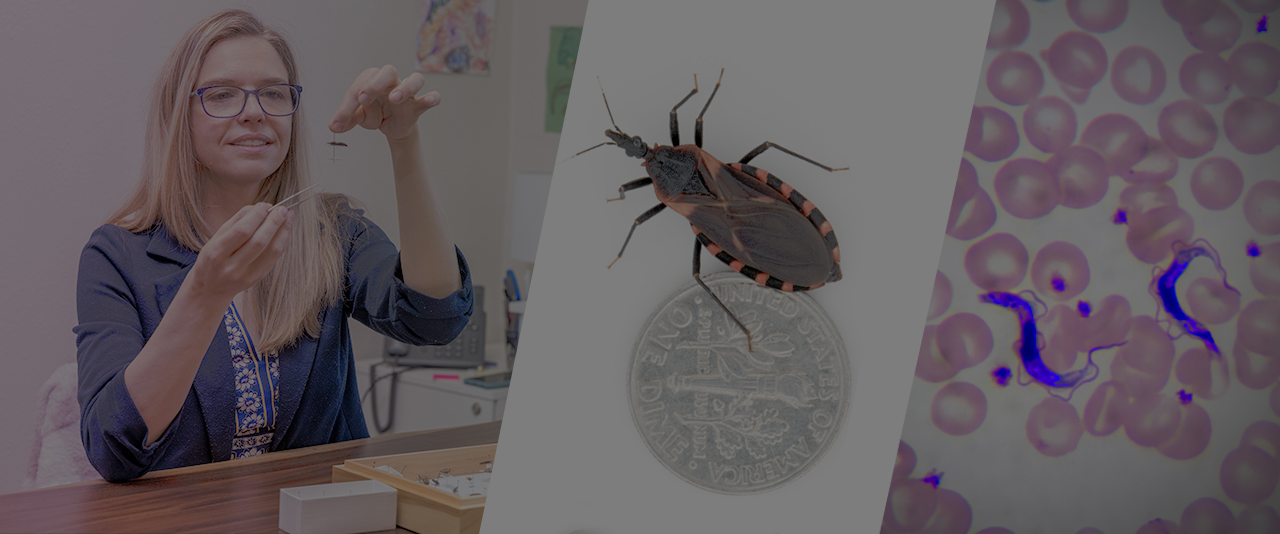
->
xmin=571 ymin=69 xmax=848 ymax=351
xmin=327 ymin=132 xmax=348 ymax=162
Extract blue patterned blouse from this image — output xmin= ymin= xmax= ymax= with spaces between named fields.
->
xmin=225 ymin=301 xmax=278 ymax=459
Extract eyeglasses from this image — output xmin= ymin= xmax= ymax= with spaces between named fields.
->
xmin=190 ymin=84 xmax=303 ymax=118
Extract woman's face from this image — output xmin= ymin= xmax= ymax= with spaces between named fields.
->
xmin=191 ymin=36 xmax=293 ymax=191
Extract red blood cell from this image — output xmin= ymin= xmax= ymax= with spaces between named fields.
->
xmin=893 ymin=440 xmax=917 ymax=481
xmin=1238 ymin=505 xmax=1280 ymax=534
xmin=1043 ymin=305 xmax=1082 ymax=373
xmin=994 ymin=159 xmax=1061 ymax=219
xmin=1073 ymin=294 xmax=1134 ymax=351
xmin=1136 ymin=519 xmax=1180 ymax=534
xmin=1112 ymin=316 xmax=1176 ymax=397
xmin=1163 ymin=0 xmax=1217 ymax=24
xmin=884 ymin=478 xmax=940 ymax=533
xmin=1182 ymin=0 xmax=1243 ymax=54
xmin=1158 ymin=401 xmax=1212 ymax=459
xmin=1238 ymin=299 xmax=1280 ymax=357
xmin=1042 ymin=31 xmax=1109 ymax=89
xmin=1119 ymin=184 xmax=1179 ymax=217
xmin=1030 ymin=241 xmax=1090 ymax=301
xmin=1245 ymin=181 xmax=1280 ymax=234
xmin=932 ymin=381 xmax=988 ymax=436
xmin=1236 ymin=0 xmax=1280 ymax=11
xmin=1186 ymin=276 xmax=1242 ymax=324
xmin=967 ymin=106 xmax=1021 ymax=162
xmin=947 ymin=158 xmax=999 ymax=241
xmin=919 ymin=488 xmax=973 ymax=534
xmin=1180 ymin=53 xmax=1233 ymax=104
xmin=917 ymin=325 xmax=960 ymax=383
xmin=1225 ymin=98 xmax=1280 ymax=155
xmin=1250 ymin=241 xmax=1280 ymax=296
xmin=1180 ymin=497 xmax=1237 ymax=534
xmin=988 ymin=51 xmax=1045 ymax=106
xmin=975 ymin=528 xmax=1016 ymax=534
xmin=1190 ymin=157 xmax=1243 ymax=210
xmin=1158 ymin=100 xmax=1218 ymax=159
xmin=1231 ymin=42 xmax=1280 ymax=97
xmin=1060 ymin=80 xmax=1094 ymax=104
xmin=1081 ymin=113 xmax=1148 ymax=177
xmin=1125 ymin=392 xmax=1184 ymax=448
xmin=1126 ymin=206 xmax=1195 ymax=264
xmin=1236 ymin=341 xmax=1280 ymax=389
xmin=1068 ymin=0 xmax=1129 ymax=32
xmin=1050 ymin=145 xmax=1108 ymax=209
xmin=1111 ymin=46 xmax=1167 ymax=105
xmin=965 ymin=233 xmax=1029 ymax=291
xmin=1178 ymin=346 xmax=1231 ymax=400
xmin=937 ymin=313 xmax=995 ymax=370
xmin=1024 ymin=96 xmax=1078 ymax=153
xmin=929 ymin=271 xmax=953 ymax=321
xmin=1084 ymin=380 xmax=1131 ymax=436
xmin=1242 ymin=421 xmax=1280 ymax=462
xmin=1273 ymin=383 xmax=1280 ymax=419
xmin=989 ymin=0 xmax=1031 ymax=49
xmin=1221 ymin=445 xmax=1280 ymax=505
xmin=1026 ymin=397 xmax=1084 ymax=457
xmin=1122 ymin=137 xmax=1178 ymax=185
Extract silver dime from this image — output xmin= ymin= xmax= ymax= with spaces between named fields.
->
xmin=627 ymin=271 xmax=851 ymax=494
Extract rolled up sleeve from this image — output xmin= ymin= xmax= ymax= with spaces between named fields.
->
xmin=342 ymin=210 xmax=474 ymax=346
xmin=73 ymin=226 xmax=181 ymax=482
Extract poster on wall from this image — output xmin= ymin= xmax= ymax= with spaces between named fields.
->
xmin=545 ymin=26 xmax=581 ymax=132
xmin=417 ymin=0 xmax=495 ymax=75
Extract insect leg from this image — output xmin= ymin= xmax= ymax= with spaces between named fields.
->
xmin=694 ymin=68 xmax=724 ymax=149
xmin=692 ymin=239 xmax=755 ymax=352
xmin=669 ymin=74 xmax=700 ymax=146
xmin=606 ymin=177 xmax=653 ymax=202
xmin=608 ymin=203 xmax=667 ymax=269
xmin=738 ymin=142 xmax=850 ymax=172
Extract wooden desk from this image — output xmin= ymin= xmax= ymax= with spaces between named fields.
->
xmin=0 ymin=421 xmax=500 ymax=534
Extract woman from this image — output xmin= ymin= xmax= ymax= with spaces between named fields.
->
xmin=73 ymin=9 xmax=473 ymax=482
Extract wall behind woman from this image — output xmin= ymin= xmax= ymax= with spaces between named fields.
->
xmin=0 ymin=0 xmax=578 ymax=493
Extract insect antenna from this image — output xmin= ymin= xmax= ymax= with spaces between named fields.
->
xmin=598 ymin=77 xmax=621 ymax=132
xmin=557 ymin=141 xmax=617 ymax=164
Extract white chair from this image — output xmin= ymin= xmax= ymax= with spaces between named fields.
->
xmin=22 ymin=362 xmax=100 ymax=490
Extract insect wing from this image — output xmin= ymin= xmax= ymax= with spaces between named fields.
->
xmin=688 ymin=164 xmax=835 ymax=288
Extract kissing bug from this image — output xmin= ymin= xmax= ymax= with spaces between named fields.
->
xmin=571 ymin=69 xmax=847 ymax=351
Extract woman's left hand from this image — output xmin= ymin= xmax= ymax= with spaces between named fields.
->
xmin=330 ymin=65 xmax=440 ymax=142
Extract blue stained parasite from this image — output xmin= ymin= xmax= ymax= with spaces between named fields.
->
xmin=984 ymin=291 xmax=1116 ymax=400
xmin=1178 ymin=390 xmax=1193 ymax=404
xmin=921 ymin=469 xmax=943 ymax=488
xmin=1148 ymin=239 xmax=1239 ymax=355
xmin=992 ymin=367 xmax=1012 ymax=386
xmin=1249 ymin=241 xmax=1260 ymax=257
xmin=1077 ymin=300 xmax=1091 ymax=318
xmin=1113 ymin=209 xmax=1127 ymax=224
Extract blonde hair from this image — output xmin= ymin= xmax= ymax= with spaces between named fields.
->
xmin=108 ymin=9 xmax=347 ymax=353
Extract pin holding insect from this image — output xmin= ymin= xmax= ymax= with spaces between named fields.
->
xmin=327 ymin=131 xmax=348 ymax=162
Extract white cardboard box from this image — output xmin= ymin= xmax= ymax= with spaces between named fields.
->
xmin=279 ymin=480 xmax=398 ymax=534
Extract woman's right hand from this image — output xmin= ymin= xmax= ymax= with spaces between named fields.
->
xmin=187 ymin=203 xmax=293 ymax=302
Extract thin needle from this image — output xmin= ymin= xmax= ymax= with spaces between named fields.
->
xmin=269 ymin=183 xmax=320 ymax=212
xmin=276 ymin=192 xmax=322 ymax=212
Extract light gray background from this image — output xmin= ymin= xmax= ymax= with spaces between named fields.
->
xmin=0 ymin=0 xmax=585 ymax=493
xmin=483 ymin=1 xmax=995 ymax=533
